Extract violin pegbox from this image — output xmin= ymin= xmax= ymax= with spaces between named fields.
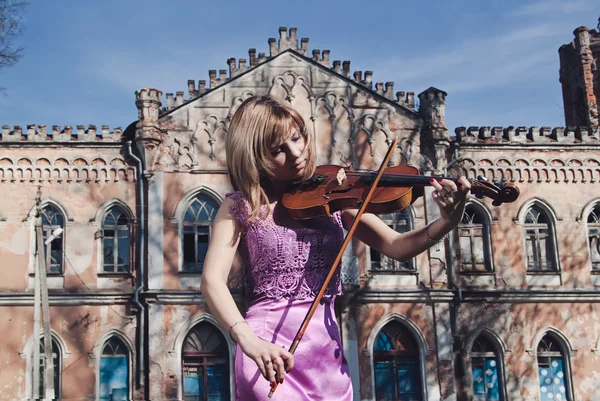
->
xmin=471 ymin=175 xmax=520 ymax=206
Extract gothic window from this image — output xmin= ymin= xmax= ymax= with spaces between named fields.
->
xmin=524 ymin=206 xmax=557 ymax=272
xmin=102 ymin=207 xmax=131 ymax=273
xmin=182 ymin=322 xmax=230 ymax=401
xmin=36 ymin=339 xmax=61 ymax=399
xmin=458 ymin=205 xmax=492 ymax=272
xmin=471 ymin=335 xmax=503 ymax=401
xmin=537 ymin=334 xmax=572 ymax=401
xmin=182 ymin=195 xmax=219 ymax=272
xmin=100 ymin=337 xmax=130 ymax=400
xmin=588 ymin=205 xmax=600 ymax=271
xmin=370 ymin=210 xmax=414 ymax=271
xmin=373 ymin=320 xmax=422 ymax=401
xmin=42 ymin=205 xmax=65 ymax=274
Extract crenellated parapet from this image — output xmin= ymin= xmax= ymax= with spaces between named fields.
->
xmin=160 ymin=27 xmax=416 ymax=113
xmin=0 ymin=124 xmax=123 ymax=143
xmin=455 ymin=126 xmax=600 ymax=144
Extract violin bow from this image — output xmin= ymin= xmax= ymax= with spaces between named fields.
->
xmin=268 ymin=137 xmax=399 ymax=398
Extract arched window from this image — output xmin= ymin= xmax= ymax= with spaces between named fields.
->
xmin=588 ymin=204 xmax=600 ymax=271
xmin=537 ymin=334 xmax=572 ymax=401
xmin=524 ymin=205 xmax=557 ymax=271
xmin=102 ymin=207 xmax=131 ymax=273
xmin=35 ymin=338 xmax=61 ymax=399
xmin=471 ymin=335 xmax=503 ymax=401
xmin=373 ymin=320 xmax=422 ymax=401
xmin=182 ymin=323 xmax=230 ymax=400
xmin=458 ymin=205 xmax=492 ymax=272
xmin=100 ymin=337 xmax=130 ymax=400
xmin=42 ymin=205 xmax=65 ymax=274
xmin=182 ymin=195 xmax=219 ymax=272
xmin=370 ymin=209 xmax=414 ymax=271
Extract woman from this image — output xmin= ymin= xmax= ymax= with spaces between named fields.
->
xmin=200 ymin=95 xmax=470 ymax=400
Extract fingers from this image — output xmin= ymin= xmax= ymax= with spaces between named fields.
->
xmin=253 ymin=345 xmax=295 ymax=386
xmin=271 ymin=355 xmax=286 ymax=384
xmin=279 ymin=348 xmax=295 ymax=372
xmin=430 ymin=177 xmax=472 ymax=202
xmin=457 ymin=176 xmax=471 ymax=193
xmin=265 ymin=358 xmax=278 ymax=386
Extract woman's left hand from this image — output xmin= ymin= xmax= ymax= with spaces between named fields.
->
xmin=430 ymin=176 xmax=471 ymax=225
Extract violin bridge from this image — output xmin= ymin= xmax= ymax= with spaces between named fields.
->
xmin=336 ymin=168 xmax=346 ymax=186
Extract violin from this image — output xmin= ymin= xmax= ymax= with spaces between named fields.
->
xmin=268 ymin=137 xmax=519 ymax=397
xmin=282 ymin=164 xmax=520 ymax=220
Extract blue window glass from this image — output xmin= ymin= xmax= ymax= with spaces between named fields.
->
xmin=99 ymin=337 xmax=129 ymax=400
xmin=182 ymin=323 xmax=229 ymax=401
xmin=373 ymin=321 xmax=422 ymax=401
xmin=471 ymin=335 xmax=503 ymax=401
xmin=537 ymin=334 xmax=570 ymax=401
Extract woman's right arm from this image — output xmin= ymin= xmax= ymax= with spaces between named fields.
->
xmin=200 ymin=197 xmax=293 ymax=385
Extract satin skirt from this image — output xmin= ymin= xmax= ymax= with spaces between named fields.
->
xmin=234 ymin=297 xmax=353 ymax=401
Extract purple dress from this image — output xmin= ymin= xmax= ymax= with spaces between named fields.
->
xmin=227 ymin=192 xmax=353 ymax=401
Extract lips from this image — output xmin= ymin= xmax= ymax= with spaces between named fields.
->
xmin=293 ymin=159 xmax=306 ymax=170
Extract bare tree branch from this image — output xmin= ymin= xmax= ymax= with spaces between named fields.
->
xmin=0 ymin=0 xmax=27 ymax=69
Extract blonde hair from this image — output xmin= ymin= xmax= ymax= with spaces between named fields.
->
xmin=226 ymin=96 xmax=316 ymax=220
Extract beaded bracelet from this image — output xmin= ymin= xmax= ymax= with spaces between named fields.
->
xmin=228 ymin=320 xmax=248 ymax=341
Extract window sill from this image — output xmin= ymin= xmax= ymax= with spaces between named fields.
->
xmin=525 ymin=272 xmax=561 ymax=286
xmin=178 ymin=270 xmax=203 ymax=275
xmin=459 ymin=271 xmax=495 ymax=276
xmin=457 ymin=272 xmax=496 ymax=286
xmin=366 ymin=271 xmax=418 ymax=287
xmin=97 ymin=272 xmax=134 ymax=278
xmin=368 ymin=269 xmax=417 ymax=275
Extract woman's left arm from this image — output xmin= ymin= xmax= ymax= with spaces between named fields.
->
xmin=341 ymin=177 xmax=471 ymax=262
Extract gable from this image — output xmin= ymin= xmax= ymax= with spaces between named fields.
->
xmin=155 ymin=50 xmax=423 ymax=172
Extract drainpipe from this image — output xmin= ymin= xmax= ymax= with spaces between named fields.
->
xmin=126 ymin=141 xmax=145 ymax=389
xmin=443 ymin=141 xmax=466 ymax=398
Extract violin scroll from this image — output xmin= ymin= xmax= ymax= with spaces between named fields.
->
xmin=471 ymin=175 xmax=520 ymax=206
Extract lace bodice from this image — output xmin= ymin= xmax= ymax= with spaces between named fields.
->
xmin=226 ymin=191 xmax=344 ymax=304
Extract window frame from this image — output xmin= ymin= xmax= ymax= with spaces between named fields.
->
xmin=457 ymin=204 xmax=494 ymax=273
xmin=177 ymin=191 xmax=221 ymax=274
xmin=100 ymin=206 xmax=133 ymax=274
xmin=181 ymin=322 xmax=230 ymax=401
xmin=468 ymin=333 xmax=506 ymax=401
xmin=586 ymin=204 xmax=600 ymax=271
xmin=99 ymin=336 xmax=131 ymax=401
xmin=369 ymin=208 xmax=415 ymax=272
xmin=368 ymin=315 xmax=428 ymax=401
xmin=41 ymin=204 xmax=66 ymax=275
xmin=535 ymin=333 xmax=574 ymax=401
xmin=522 ymin=204 xmax=560 ymax=273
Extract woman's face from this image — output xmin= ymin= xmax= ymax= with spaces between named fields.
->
xmin=269 ymin=128 xmax=307 ymax=182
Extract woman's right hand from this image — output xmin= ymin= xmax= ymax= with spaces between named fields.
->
xmin=234 ymin=326 xmax=295 ymax=386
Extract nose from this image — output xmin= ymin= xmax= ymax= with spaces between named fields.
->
xmin=288 ymin=141 xmax=303 ymax=159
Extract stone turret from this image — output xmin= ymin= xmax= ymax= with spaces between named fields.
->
xmin=418 ymin=87 xmax=449 ymax=171
xmin=135 ymin=87 xmax=163 ymax=168
xmin=559 ymin=26 xmax=600 ymax=129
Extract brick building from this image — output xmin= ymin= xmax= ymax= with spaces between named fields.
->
xmin=0 ymin=25 xmax=599 ymax=400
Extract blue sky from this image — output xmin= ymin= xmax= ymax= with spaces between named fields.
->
xmin=0 ymin=0 xmax=597 ymax=132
